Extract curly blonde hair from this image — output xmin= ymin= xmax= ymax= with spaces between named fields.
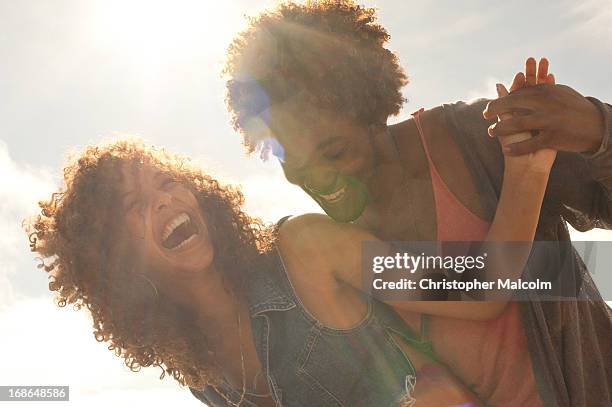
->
xmin=25 ymin=138 xmax=275 ymax=389
xmin=224 ymin=0 xmax=408 ymax=152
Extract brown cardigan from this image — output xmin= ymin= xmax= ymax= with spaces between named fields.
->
xmin=443 ymin=97 xmax=612 ymax=407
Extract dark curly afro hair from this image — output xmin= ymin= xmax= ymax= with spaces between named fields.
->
xmin=224 ymin=0 xmax=408 ymax=152
xmin=25 ymin=138 xmax=276 ymax=389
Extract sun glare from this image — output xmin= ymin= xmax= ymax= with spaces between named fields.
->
xmin=90 ymin=0 xmax=244 ymax=65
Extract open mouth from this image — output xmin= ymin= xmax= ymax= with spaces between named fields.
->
xmin=318 ymin=185 xmax=347 ymax=204
xmin=161 ymin=212 xmax=199 ymax=250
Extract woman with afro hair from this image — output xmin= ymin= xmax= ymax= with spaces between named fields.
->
xmin=27 ymin=132 xmax=558 ymax=406
xmin=223 ymin=1 xmax=612 ymax=406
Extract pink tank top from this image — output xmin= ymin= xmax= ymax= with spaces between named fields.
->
xmin=411 ymin=108 xmax=490 ymax=241
xmin=409 ymin=108 xmax=543 ymax=406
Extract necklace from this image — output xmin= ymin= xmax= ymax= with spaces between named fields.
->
xmin=212 ymin=294 xmax=272 ymax=406
xmin=212 ymin=295 xmax=246 ymax=406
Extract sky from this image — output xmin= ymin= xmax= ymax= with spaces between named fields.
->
xmin=1 ymin=0 xmax=611 ymax=405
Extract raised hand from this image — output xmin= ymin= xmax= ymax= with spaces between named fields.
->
xmin=493 ymin=57 xmax=556 ymax=143
xmin=483 ymin=57 xmax=605 ymax=156
xmin=511 ymin=56 xmax=555 ymax=90
xmin=493 ymin=58 xmax=557 ymax=174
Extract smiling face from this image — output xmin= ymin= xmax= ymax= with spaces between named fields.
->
xmin=119 ymin=162 xmax=214 ymax=276
xmin=273 ymin=108 xmax=376 ymax=222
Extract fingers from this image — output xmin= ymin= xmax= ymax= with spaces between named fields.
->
xmin=496 ymin=83 xmax=509 ymax=97
xmin=495 ymin=83 xmax=512 ymax=120
xmin=488 ymin=114 xmax=547 ymax=138
xmin=509 ymin=72 xmax=526 ymax=92
xmin=508 ymin=57 xmax=552 ymax=92
xmin=525 ymin=57 xmax=537 ymax=86
xmin=502 ymin=132 xmax=550 ymax=155
xmin=536 ymin=58 xmax=549 ymax=84
xmin=525 ymin=56 xmax=551 ymax=85
xmin=484 ymin=57 xmax=554 ymax=120
xmin=483 ymin=93 xmax=539 ymax=119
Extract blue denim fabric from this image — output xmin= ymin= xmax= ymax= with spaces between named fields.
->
xmin=190 ymin=246 xmax=427 ymax=406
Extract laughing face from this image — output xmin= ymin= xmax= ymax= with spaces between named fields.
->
xmin=119 ymin=162 xmax=214 ymax=276
xmin=273 ymin=108 xmax=376 ymax=222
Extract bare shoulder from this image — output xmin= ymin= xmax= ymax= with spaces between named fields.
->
xmin=277 ymin=214 xmax=376 ymax=256
xmin=275 ymin=214 xmax=340 ymax=298
xmin=279 ymin=213 xmax=332 ymax=232
xmin=279 ymin=213 xmax=374 ymax=240
xmin=276 ymin=214 xmax=332 ymax=258
xmin=277 ymin=214 xmax=374 ymax=328
xmin=277 ymin=213 xmax=331 ymax=242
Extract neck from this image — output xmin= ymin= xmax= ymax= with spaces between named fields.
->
xmin=152 ymin=264 xmax=257 ymax=390
xmin=371 ymin=124 xmax=400 ymax=166
xmin=195 ymin=270 xmax=240 ymax=329
xmin=364 ymin=124 xmax=407 ymax=204
xmin=356 ymin=120 xmax=428 ymax=233
xmin=189 ymin=273 xmax=256 ymax=390
xmin=160 ymin=264 xmax=238 ymax=331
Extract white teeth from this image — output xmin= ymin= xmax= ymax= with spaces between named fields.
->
xmin=320 ymin=186 xmax=346 ymax=203
xmin=162 ymin=213 xmax=190 ymax=243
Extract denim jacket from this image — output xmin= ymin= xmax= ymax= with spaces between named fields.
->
xmin=189 ymin=245 xmax=430 ymax=407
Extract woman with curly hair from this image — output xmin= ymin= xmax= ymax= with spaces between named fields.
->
xmin=223 ymin=1 xmax=612 ymax=406
xmin=26 ymin=132 xmax=559 ymax=406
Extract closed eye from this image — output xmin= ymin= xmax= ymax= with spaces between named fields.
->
xmin=324 ymin=148 xmax=346 ymax=161
xmin=124 ymin=198 xmax=142 ymax=213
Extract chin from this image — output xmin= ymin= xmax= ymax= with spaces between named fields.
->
xmin=158 ymin=243 xmax=214 ymax=274
xmin=181 ymin=249 xmax=214 ymax=273
xmin=323 ymin=207 xmax=363 ymax=223
xmin=319 ymin=197 xmax=367 ymax=223
xmin=316 ymin=183 xmax=369 ymax=223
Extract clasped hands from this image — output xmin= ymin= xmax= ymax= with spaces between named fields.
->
xmin=483 ymin=57 xmax=605 ymax=159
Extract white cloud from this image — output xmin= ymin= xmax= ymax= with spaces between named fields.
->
xmin=466 ymin=76 xmax=504 ymax=102
xmin=0 ymin=272 xmax=15 ymax=313
xmin=560 ymin=0 xmax=612 ymax=48
xmin=0 ymin=140 xmax=57 ymax=309
xmin=402 ymin=13 xmax=489 ymax=50
xmin=0 ymin=297 xmax=200 ymax=406
xmin=240 ymin=173 xmax=323 ymax=224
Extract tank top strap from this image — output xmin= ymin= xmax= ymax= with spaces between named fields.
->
xmin=413 ymin=313 xmax=435 ymax=360
xmin=272 ymin=215 xmax=293 ymax=240
xmin=411 ymin=107 xmax=434 ymax=163
xmin=276 ymin=215 xmax=292 ymax=228
xmin=419 ymin=314 xmax=434 ymax=351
